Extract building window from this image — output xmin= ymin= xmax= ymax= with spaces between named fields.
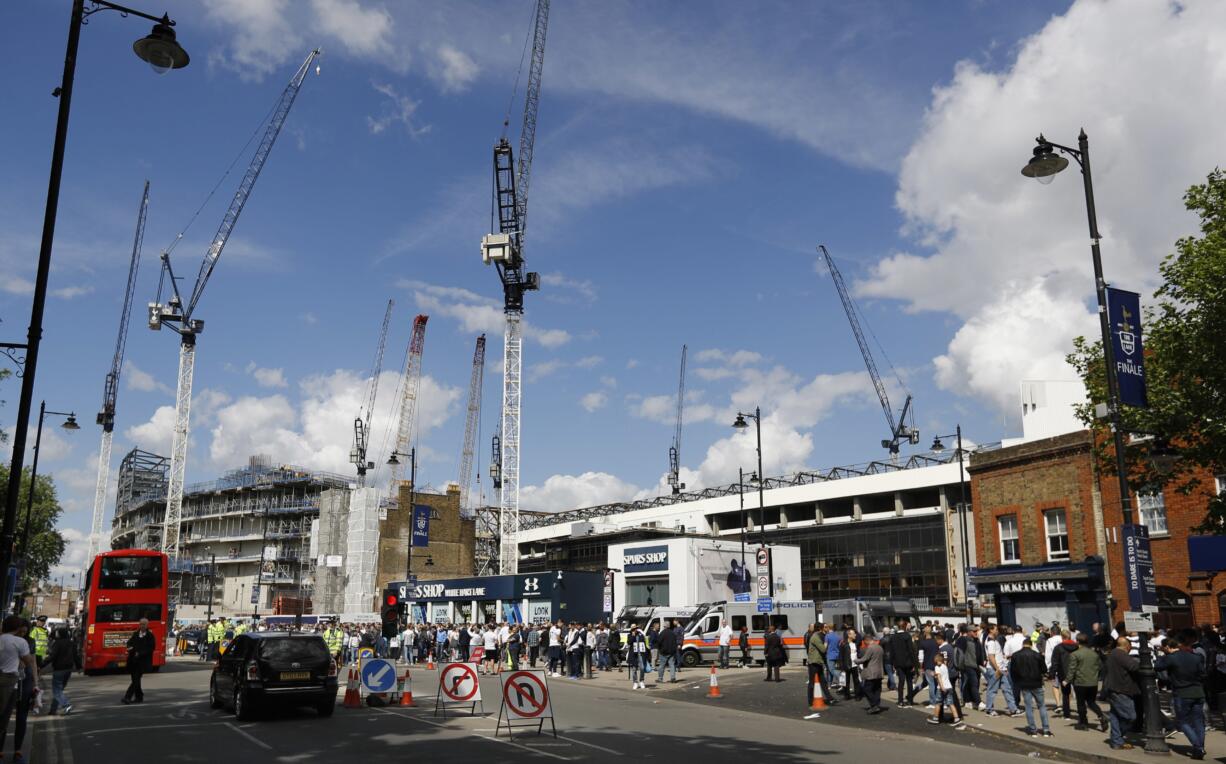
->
xmin=1044 ymin=508 xmax=1069 ymax=561
xmin=999 ymin=515 xmax=1020 ymax=564
xmin=1216 ymin=475 xmax=1226 ymax=497
xmin=1138 ymin=492 xmax=1169 ymax=536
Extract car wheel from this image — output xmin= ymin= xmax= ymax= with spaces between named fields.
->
xmin=234 ymin=685 xmax=255 ymax=721
xmin=316 ymin=699 xmax=336 ymax=717
xmin=681 ymin=650 xmax=699 ymax=668
xmin=209 ymin=676 xmax=223 ymax=709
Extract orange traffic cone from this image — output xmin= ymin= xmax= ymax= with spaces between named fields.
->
xmin=810 ymin=678 xmax=827 ymax=710
xmin=427 ymin=655 xmax=434 ymax=671
xmin=707 ymin=664 xmax=722 ymax=699
xmin=343 ymin=666 xmax=362 ymax=709
xmin=399 ymin=670 xmax=416 ymax=707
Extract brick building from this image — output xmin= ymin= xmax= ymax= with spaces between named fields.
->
xmin=376 ymin=483 xmax=475 ymax=618
xmin=969 ymin=429 xmax=1225 ymax=631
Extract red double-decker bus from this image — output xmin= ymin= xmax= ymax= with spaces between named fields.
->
xmin=79 ymin=549 xmax=168 ymax=674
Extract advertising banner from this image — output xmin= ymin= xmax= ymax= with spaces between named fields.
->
xmin=1106 ymin=287 xmax=1147 ymax=408
xmin=1122 ymin=523 xmax=1158 ymax=613
xmin=411 ymin=504 xmax=431 ymax=547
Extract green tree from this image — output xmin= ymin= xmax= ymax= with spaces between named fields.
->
xmin=1069 ymin=168 xmax=1226 ymax=530
xmin=0 ymin=464 xmax=67 ymax=587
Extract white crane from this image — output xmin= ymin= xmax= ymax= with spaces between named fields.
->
xmin=351 ymin=299 xmax=393 ymax=487
xmin=87 ymin=180 xmax=149 ymax=564
xmin=456 ymin=335 xmax=486 ymax=512
xmin=386 ymin=315 xmax=429 ymax=502
xmin=480 ymin=0 xmax=550 ymax=575
xmin=148 ymin=49 xmax=321 ymax=566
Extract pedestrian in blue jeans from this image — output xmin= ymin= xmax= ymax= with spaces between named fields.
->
xmin=1008 ymin=638 xmax=1052 ymax=737
xmin=1103 ymin=637 xmax=1140 ymax=750
xmin=1156 ymin=635 xmax=1207 ymax=760
xmin=42 ymin=628 xmax=80 ymax=715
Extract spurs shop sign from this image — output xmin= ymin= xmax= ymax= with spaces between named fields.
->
xmin=623 ymin=546 xmax=668 ymax=573
xmin=998 ymin=580 xmax=1065 ymax=594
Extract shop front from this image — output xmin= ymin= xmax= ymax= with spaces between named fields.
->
xmin=971 ymin=557 xmax=1109 ymax=632
xmin=387 ymin=571 xmax=604 ymax=625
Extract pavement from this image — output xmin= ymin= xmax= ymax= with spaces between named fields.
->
xmin=26 ymin=657 xmax=1069 ymax=763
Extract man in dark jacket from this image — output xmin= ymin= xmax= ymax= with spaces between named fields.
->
xmin=44 ymin=627 xmax=81 ymax=715
xmin=1156 ymin=634 xmax=1207 ymax=760
xmin=656 ymin=621 xmax=679 ymax=683
xmin=1009 ymin=638 xmax=1052 ymax=737
xmin=1103 ymin=637 xmax=1140 ymax=750
xmin=764 ymin=625 xmax=785 ymax=682
xmin=856 ymin=635 xmax=885 ymax=713
xmin=457 ymin=624 xmax=472 ymax=662
xmin=122 ymin=617 xmax=157 ymax=704
xmin=954 ymin=624 xmax=983 ymax=710
xmin=890 ymin=622 xmax=917 ymax=706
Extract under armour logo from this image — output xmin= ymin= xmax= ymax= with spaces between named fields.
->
xmin=523 ymin=577 xmax=539 ymax=593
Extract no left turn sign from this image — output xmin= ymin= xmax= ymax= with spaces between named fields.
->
xmin=502 ymin=671 xmax=552 ymax=719
xmin=439 ymin=662 xmax=481 ymax=703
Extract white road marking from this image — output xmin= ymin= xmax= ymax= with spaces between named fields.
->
xmin=226 ymin=721 xmax=273 ymax=750
xmin=375 ymin=707 xmax=575 ymax=761
xmin=82 ymin=721 xmax=229 ymax=736
xmin=558 ymin=734 xmax=622 ymax=755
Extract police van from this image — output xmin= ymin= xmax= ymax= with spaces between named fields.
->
xmin=680 ymin=599 xmax=816 ymax=667
xmin=819 ymin=598 xmax=922 ymax=637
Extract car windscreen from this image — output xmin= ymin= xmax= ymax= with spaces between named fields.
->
xmin=258 ymin=638 xmax=330 ymax=664
xmin=98 ymin=556 xmax=163 ymax=589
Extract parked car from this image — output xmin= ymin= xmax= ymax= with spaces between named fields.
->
xmin=210 ymin=633 xmax=338 ymax=720
xmin=179 ymin=628 xmax=204 ymax=654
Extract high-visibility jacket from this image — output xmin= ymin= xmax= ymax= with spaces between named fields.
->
xmin=31 ymin=626 xmax=49 ymax=658
xmin=323 ymin=628 xmax=344 ymax=655
xmin=234 ymin=623 xmax=247 ymax=636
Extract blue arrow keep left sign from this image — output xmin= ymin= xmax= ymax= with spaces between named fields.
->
xmin=360 ymin=658 xmax=398 ymax=693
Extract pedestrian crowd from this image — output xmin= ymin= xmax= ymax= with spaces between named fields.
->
xmin=803 ymin=618 xmax=1220 ymax=760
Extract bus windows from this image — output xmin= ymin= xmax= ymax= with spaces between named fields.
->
xmin=99 ymin=556 xmax=163 ymax=589
xmin=95 ymin=604 xmax=163 ymax=622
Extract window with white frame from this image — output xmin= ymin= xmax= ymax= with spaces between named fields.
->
xmin=1044 ymin=508 xmax=1069 ymax=561
xmin=999 ymin=515 xmax=1020 ymax=563
xmin=1138 ymin=492 xmax=1169 ymax=536
xmin=1216 ymin=475 xmax=1226 ymax=497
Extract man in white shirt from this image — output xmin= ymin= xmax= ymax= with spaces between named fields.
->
xmin=0 ymin=615 xmax=38 ymax=745
xmin=548 ymin=622 xmax=562 ymax=676
xmin=717 ymin=620 xmax=734 ymax=669
xmin=1000 ymin=626 xmax=1025 ymax=716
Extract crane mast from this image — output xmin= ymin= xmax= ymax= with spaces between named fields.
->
xmin=457 ymin=335 xmax=486 ymax=512
xmin=87 ymin=180 xmax=149 ymax=564
xmin=352 ymin=299 xmax=393 ymax=487
xmin=480 ymin=0 xmax=549 ymax=575
xmin=387 ymin=315 xmax=429 ymax=502
xmin=819 ymin=244 xmax=918 ymax=459
xmin=149 ymin=49 xmax=320 ymax=566
xmin=668 ymin=344 xmax=687 ymax=495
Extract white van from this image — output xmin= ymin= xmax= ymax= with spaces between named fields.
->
xmin=819 ymin=598 xmax=922 ymax=637
xmin=680 ymin=600 xmax=816 ymax=667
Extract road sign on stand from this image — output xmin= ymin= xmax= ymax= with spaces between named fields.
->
xmin=360 ymin=658 xmax=398 ymax=694
xmin=469 ymin=646 xmax=485 ymax=664
xmin=435 ymin=662 xmax=482 ymax=718
xmin=496 ymin=669 xmax=557 ymax=739
xmin=357 ymin=646 xmax=375 ymax=663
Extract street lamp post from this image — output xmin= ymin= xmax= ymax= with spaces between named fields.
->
xmin=0 ymin=0 xmax=188 ymax=626
xmin=930 ymin=426 xmax=972 ymax=624
xmin=732 ymin=407 xmax=766 ymax=548
xmin=8 ymin=402 xmax=79 ymax=614
xmin=1020 ymin=129 xmax=1167 ymax=755
xmin=388 ymin=448 xmax=416 ymax=625
xmin=204 ymin=550 xmax=216 ymax=624
xmin=738 ymin=467 xmax=746 ymax=575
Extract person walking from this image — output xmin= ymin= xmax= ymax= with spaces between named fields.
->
xmin=926 ymin=652 xmax=965 ymax=728
xmin=764 ymin=624 xmax=786 ymax=682
xmin=805 ymin=624 xmax=837 ymax=718
xmin=1103 ymin=636 xmax=1140 ymax=751
xmin=43 ymin=627 xmax=79 ymax=715
xmin=717 ymin=620 xmax=733 ymax=670
xmin=954 ymin=624 xmax=983 ymax=711
xmin=548 ymin=620 xmax=562 ymax=676
xmin=608 ymin=625 xmax=622 ymax=670
xmin=889 ymin=622 xmax=917 ymax=706
xmin=738 ymin=626 xmax=751 ymax=668
xmin=627 ymin=624 xmax=648 ymax=690
xmin=918 ymin=628 xmax=939 ymax=708
xmin=596 ymin=624 xmax=610 ymax=671
xmin=0 ymin=618 xmax=37 ymax=761
xmin=1065 ymin=631 xmax=1107 ymax=732
xmin=657 ymin=620 xmax=679 ymax=683
xmin=1050 ymin=629 xmax=1078 ymax=719
xmin=121 ymin=617 xmax=156 ymax=705
xmin=856 ymin=634 xmax=885 ymax=714
xmin=1010 ymin=638 xmax=1053 ymax=737
xmin=839 ymin=628 xmax=863 ymax=701
xmin=1156 ymin=633 xmax=1207 ymax=760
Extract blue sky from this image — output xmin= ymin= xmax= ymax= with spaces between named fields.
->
xmin=3 ymin=1 xmax=1224 ymax=575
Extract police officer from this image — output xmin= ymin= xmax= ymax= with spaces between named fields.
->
xmin=323 ymin=619 xmax=344 ymax=662
xmin=31 ymin=615 xmax=50 ymax=663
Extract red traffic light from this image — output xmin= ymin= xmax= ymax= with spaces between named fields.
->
xmin=385 ymin=593 xmax=400 ymax=607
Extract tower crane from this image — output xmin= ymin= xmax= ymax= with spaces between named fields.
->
xmin=819 ymin=245 xmax=919 ymax=460
xmin=479 ymin=0 xmax=549 ymax=575
xmin=351 ymin=299 xmax=393 ymax=487
xmin=148 ymin=49 xmax=321 ymax=565
xmin=668 ymin=344 xmax=687 ymax=495
xmin=87 ymin=180 xmax=150 ymax=564
xmin=456 ymin=335 xmax=486 ymax=512
xmin=387 ymin=315 xmax=429 ymax=502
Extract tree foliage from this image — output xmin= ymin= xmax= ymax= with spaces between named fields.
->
xmin=0 ymin=464 xmax=67 ymax=586
xmin=1069 ymin=168 xmax=1226 ymax=531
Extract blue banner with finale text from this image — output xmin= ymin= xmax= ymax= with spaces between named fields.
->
xmin=411 ymin=504 xmax=431 ymax=547
xmin=1106 ymin=287 xmax=1147 ymax=408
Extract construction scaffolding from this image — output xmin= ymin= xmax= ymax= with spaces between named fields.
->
xmin=343 ymin=487 xmax=380 ymax=613
xmin=110 ymin=449 xmax=169 ymax=552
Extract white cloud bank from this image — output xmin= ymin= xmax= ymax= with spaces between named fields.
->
xmin=862 ymin=0 xmax=1226 ymax=415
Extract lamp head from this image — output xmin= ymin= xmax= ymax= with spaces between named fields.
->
xmin=132 ymin=16 xmax=190 ymax=74
xmin=731 ymin=414 xmax=749 ymax=430
xmin=930 ymin=436 xmax=945 ymax=453
xmin=61 ymin=414 xmax=80 ymax=431
xmin=1021 ymin=137 xmax=1068 ymax=184
xmin=386 ymin=452 xmax=400 ymax=466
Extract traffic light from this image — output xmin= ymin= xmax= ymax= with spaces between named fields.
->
xmin=380 ymin=590 xmax=400 ymax=639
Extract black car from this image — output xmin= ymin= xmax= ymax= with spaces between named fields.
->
xmin=210 ymin=633 xmax=338 ymax=720
xmin=179 ymin=628 xmax=204 ymax=654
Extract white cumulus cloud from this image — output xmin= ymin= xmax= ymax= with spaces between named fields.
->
xmin=579 ymin=392 xmax=607 ymax=412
